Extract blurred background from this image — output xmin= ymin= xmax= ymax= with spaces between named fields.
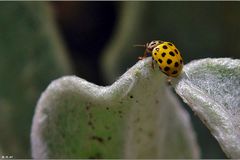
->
xmin=1 ymin=1 xmax=240 ymax=158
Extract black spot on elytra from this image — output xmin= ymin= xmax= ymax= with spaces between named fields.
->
xmin=174 ymin=62 xmax=179 ymax=67
xmin=168 ymin=43 xmax=173 ymax=46
xmin=167 ymin=59 xmax=172 ymax=64
xmin=154 ymin=52 xmax=157 ymax=55
xmin=158 ymin=58 xmax=162 ymax=63
xmin=91 ymin=136 xmax=104 ymax=144
xmin=169 ymin=51 xmax=175 ymax=56
xmin=161 ymin=52 xmax=166 ymax=57
xmin=164 ymin=66 xmax=170 ymax=71
xmin=155 ymin=48 xmax=159 ymax=51
xmin=172 ymin=70 xmax=178 ymax=74
xmin=174 ymin=49 xmax=178 ymax=54
xmin=163 ymin=45 xmax=168 ymax=49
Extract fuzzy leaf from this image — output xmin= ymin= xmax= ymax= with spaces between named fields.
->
xmin=172 ymin=58 xmax=240 ymax=158
xmin=31 ymin=58 xmax=199 ymax=159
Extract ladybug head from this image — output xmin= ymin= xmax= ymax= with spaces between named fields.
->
xmin=146 ymin=40 xmax=163 ymax=53
xmin=133 ymin=40 xmax=163 ymax=54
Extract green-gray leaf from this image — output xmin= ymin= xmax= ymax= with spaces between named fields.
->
xmin=172 ymin=58 xmax=240 ymax=158
xmin=31 ymin=58 xmax=199 ymax=159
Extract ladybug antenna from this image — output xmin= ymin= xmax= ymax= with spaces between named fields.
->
xmin=133 ymin=44 xmax=146 ymax=48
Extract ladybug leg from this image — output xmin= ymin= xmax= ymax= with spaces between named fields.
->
xmin=167 ymin=77 xmax=172 ymax=85
xmin=138 ymin=50 xmax=148 ymax=60
xmin=151 ymin=58 xmax=155 ymax=70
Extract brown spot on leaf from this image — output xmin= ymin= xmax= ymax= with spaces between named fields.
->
xmin=88 ymin=121 xmax=95 ymax=130
xmin=134 ymin=117 xmax=140 ymax=123
xmin=91 ymin=136 xmax=104 ymax=144
xmin=88 ymin=121 xmax=92 ymax=126
xmin=148 ymin=132 xmax=153 ymax=138
xmin=105 ymin=125 xmax=110 ymax=130
xmin=86 ymin=106 xmax=90 ymax=111
xmin=107 ymin=136 xmax=112 ymax=141
xmin=88 ymin=152 xmax=103 ymax=159
xmin=89 ymin=113 xmax=93 ymax=118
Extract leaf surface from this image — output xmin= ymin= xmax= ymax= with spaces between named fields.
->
xmin=172 ymin=58 xmax=240 ymax=158
xmin=31 ymin=58 xmax=199 ymax=158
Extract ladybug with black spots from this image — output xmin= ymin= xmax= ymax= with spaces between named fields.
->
xmin=136 ymin=40 xmax=183 ymax=77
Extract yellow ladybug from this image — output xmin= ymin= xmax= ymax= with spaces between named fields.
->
xmin=136 ymin=40 xmax=183 ymax=77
